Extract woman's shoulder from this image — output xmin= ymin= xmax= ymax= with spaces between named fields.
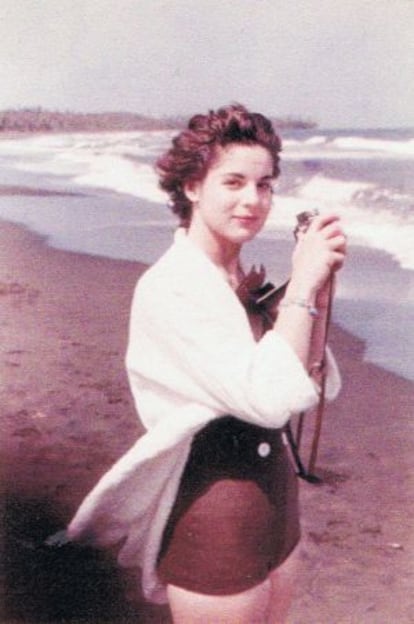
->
xmin=136 ymin=234 xmax=226 ymax=301
xmin=132 ymin=246 xmax=204 ymax=318
xmin=132 ymin=239 xmax=243 ymax=324
xmin=136 ymin=241 xmax=190 ymax=295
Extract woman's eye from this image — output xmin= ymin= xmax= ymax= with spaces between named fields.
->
xmin=258 ymin=181 xmax=273 ymax=192
xmin=224 ymin=179 xmax=242 ymax=188
xmin=223 ymin=179 xmax=274 ymax=192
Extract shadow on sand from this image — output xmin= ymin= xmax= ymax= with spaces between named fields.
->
xmin=1 ymin=495 xmax=171 ymax=623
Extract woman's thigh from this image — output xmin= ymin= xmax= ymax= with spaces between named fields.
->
xmin=267 ymin=543 xmax=302 ymax=624
xmin=167 ymin=577 xmax=272 ymax=624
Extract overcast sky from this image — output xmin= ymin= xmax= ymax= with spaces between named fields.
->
xmin=1 ymin=0 xmax=413 ymax=128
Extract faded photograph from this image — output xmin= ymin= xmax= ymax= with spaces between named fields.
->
xmin=1 ymin=1 xmax=413 ymax=623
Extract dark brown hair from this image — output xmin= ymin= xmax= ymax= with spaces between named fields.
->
xmin=156 ymin=104 xmax=282 ymax=226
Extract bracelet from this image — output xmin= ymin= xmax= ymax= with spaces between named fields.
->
xmin=278 ymin=297 xmax=319 ymax=318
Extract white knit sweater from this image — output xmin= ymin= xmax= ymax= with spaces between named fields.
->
xmin=67 ymin=229 xmax=341 ymax=604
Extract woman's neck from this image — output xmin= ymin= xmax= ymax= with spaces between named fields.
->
xmin=186 ymin=224 xmax=244 ymax=288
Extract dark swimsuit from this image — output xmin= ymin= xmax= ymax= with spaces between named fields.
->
xmin=156 ymin=270 xmax=300 ymax=595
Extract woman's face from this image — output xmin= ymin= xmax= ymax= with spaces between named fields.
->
xmin=185 ymin=143 xmax=275 ymax=257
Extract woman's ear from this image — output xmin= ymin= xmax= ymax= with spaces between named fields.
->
xmin=183 ymin=180 xmax=200 ymax=203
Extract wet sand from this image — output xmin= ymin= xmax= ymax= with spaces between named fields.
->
xmin=1 ymin=220 xmax=413 ymax=623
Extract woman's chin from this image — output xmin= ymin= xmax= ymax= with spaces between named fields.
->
xmin=231 ymin=225 xmax=263 ymax=243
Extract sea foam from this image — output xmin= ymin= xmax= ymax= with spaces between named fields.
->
xmin=0 ymin=129 xmax=413 ymax=269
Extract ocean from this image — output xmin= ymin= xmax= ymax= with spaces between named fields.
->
xmin=0 ymin=127 xmax=413 ymax=380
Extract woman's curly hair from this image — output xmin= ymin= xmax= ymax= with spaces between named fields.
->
xmin=156 ymin=104 xmax=282 ymax=226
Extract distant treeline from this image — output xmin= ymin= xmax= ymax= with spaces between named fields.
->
xmin=0 ymin=108 xmax=317 ymax=133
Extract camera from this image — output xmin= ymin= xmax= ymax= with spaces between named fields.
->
xmin=294 ymin=209 xmax=319 ymax=239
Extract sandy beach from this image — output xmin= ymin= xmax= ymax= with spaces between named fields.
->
xmin=1 ymin=218 xmax=413 ymax=623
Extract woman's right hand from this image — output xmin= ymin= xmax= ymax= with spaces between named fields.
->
xmin=288 ymin=213 xmax=347 ymax=300
xmin=273 ymin=213 xmax=346 ymax=367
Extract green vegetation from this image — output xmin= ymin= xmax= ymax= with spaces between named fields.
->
xmin=0 ymin=108 xmax=317 ymax=133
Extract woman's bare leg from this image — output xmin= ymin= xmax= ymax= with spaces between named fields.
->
xmin=167 ymin=577 xmax=272 ymax=624
xmin=267 ymin=545 xmax=302 ymax=624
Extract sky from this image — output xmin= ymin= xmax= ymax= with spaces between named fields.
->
xmin=1 ymin=0 xmax=413 ymax=128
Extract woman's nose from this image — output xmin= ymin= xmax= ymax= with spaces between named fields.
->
xmin=241 ymin=184 xmax=260 ymax=205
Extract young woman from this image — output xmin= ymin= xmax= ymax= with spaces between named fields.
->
xmin=68 ymin=104 xmax=346 ymax=623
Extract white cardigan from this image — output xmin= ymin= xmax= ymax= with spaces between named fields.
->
xmin=68 ymin=229 xmax=341 ymax=604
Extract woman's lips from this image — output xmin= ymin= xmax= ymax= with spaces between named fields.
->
xmin=233 ymin=215 xmax=258 ymax=225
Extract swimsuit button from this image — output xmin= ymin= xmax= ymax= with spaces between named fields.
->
xmin=257 ymin=442 xmax=271 ymax=458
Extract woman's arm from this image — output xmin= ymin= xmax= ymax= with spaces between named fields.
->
xmin=272 ymin=214 xmax=346 ymax=369
xmin=127 ymin=275 xmax=320 ymax=429
xmin=127 ymin=216 xmax=346 ymax=430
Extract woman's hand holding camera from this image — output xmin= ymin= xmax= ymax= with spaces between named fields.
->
xmin=289 ymin=213 xmax=347 ymax=305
